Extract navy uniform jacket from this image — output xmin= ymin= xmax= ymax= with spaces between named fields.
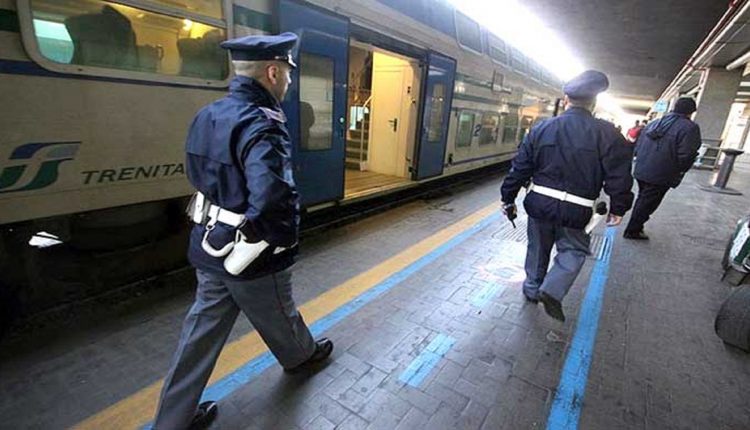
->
xmin=186 ymin=76 xmax=299 ymax=279
xmin=501 ymin=107 xmax=634 ymax=230
xmin=634 ymin=113 xmax=702 ymax=188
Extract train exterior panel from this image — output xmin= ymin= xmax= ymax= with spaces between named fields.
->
xmin=0 ymin=0 xmax=562 ymax=226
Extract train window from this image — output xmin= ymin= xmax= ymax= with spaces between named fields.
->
xmin=299 ymin=53 xmax=334 ymax=151
xmin=26 ymin=0 xmax=228 ymax=81
xmin=510 ymin=47 xmax=526 ymax=73
xmin=427 ymin=84 xmax=447 ymax=142
xmin=479 ymin=113 xmax=500 ymax=145
xmin=503 ymin=110 xmax=519 ymax=144
xmin=454 ymin=11 xmax=482 ymax=53
xmin=543 ymin=70 xmax=554 ymax=86
xmin=456 ymin=111 xmax=475 ymax=148
xmin=488 ymin=35 xmax=508 ymax=64
xmin=529 ymin=62 xmax=542 ymax=81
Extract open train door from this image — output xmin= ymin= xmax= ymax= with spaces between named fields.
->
xmin=279 ymin=0 xmax=349 ymax=206
xmin=414 ymin=52 xmax=457 ymax=180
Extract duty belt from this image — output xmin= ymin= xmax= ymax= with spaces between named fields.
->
xmin=527 ymin=183 xmax=595 ymax=207
xmin=190 ymin=192 xmax=245 ymax=227
xmin=188 ymin=192 xmax=287 ymax=271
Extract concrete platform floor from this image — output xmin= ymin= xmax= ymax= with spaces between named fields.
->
xmin=1 ymin=167 xmax=749 ymax=429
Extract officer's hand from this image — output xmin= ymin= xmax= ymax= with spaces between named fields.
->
xmin=606 ymin=214 xmax=623 ymax=226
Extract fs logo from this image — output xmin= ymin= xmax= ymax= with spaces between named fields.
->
xmin=0 ymin=142 xmax=81 ymax=193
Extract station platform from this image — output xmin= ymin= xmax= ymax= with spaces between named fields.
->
xmin=1 ymin=167 xmax=749 ymax=430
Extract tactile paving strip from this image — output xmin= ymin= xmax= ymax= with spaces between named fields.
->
xmin=491 ymin=217 xmax=529 ymax=243
xmin=588 ymin=233 xmax=607 ymax=260
xmin=492 ymin=218 xmax=608 ymax=261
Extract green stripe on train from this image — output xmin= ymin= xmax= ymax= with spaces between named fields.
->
xmin=233 ymin=5 xmax=272 ymax=32
xmin=0 ymin=9 xmax=19 ymax=33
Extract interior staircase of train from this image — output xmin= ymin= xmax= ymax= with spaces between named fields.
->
xmin=346 ymin=52 xmax=373 ymax=171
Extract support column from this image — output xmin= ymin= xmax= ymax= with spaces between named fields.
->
xmin=694 ymin=67 xmax=743 ymax=147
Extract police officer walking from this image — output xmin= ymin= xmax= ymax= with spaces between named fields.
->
xmin=623 ymin=97 xmax=702 ymax=240
xmin=153 ymin=33 xmax=333 ymax=429
xmin=501 ymin=70 xmax=634 ymax=321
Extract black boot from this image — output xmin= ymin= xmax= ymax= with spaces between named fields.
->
xmin=523 ymin=291 xmax=539 ymax=304
xmin=189 ymin=401 xmax=217 ymax=430
xmin=284 ymin=338 xmax=334 ymax=374
xmin=623 ymin=230 xmax=649 ymax=240
xmin=539 ymin=292 xmax=565 ymax=322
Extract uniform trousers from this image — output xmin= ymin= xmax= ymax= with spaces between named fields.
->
xmin=154 ymin=269 xmax=316 ymax=430
xmin=625 ymin=179 xmax=670 ymax=234
xmin=523 ymin=217 xmax=591 ymax=302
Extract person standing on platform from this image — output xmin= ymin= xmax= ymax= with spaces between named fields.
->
xmin=500 ymin=70 xmax=634 ymax=322
xmin=623 ymin=98 xmax=702 ymax=240
xmin=626 ymin=119 xmax=644 ymax=144
xmin=153 ymin=33 xmax=333 ymax=430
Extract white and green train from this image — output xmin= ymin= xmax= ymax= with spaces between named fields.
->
xmin=0 ymin=0 xmax=565 ymax=323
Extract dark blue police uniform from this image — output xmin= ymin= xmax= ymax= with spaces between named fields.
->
xmin=185 ymin=74 xmax=299 ymax=279
xmin=154 ymin=33 xmax=326 ymax=430
xmin=501 ymin=70 xmax=634 ymax=321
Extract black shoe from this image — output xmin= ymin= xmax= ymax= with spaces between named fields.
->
xmin=523 ymin=291 xmax=539 ymax=304
xmin=539 ymin=292 xmax=565 ymax=322
xmin=623 ymin=230 xmax=649 ymax=240
xmin=284 ymin=338 xmax=334 ymax=374
xmin=189 ymin=401 xmax=217 ymax=430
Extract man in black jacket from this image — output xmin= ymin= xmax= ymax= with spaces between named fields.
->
xmin=624 ymin=98 xmax=702 ymax=240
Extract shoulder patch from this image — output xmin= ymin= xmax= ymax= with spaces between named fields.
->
xmin=259 ymin=106 xmax=287 ymax=123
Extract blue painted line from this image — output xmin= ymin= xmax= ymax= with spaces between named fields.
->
xmin=471 ymin=283 xmax=503 ymax=307
xmin=142 ymin=212 xmax=500 ymax=429
xmin=399 ymin=333 xmax=456 ymax=387
xmin=546 ymin=227 xmax=617 ymax=430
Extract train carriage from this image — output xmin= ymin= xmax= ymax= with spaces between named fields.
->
xmin=0 ymin=0 xmax=562 ymax=225
xmin=0 ymin=0 xmax=563 ymax=325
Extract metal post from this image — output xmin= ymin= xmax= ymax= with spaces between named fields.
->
xmin=699 ymin=148 xmax=744 ymax=195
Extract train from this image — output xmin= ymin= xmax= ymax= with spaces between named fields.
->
xmin=0 ymin=0 xmax=566 ymax=328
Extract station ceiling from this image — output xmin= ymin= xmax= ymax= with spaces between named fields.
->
xmin=521 ymin=0 xmax=731 ymax=113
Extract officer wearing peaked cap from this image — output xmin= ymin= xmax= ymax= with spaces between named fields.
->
xmin=500 ymin=70 xmax=634 ymax=322
xmin=153 ymin=33 xmax=333 ymax=430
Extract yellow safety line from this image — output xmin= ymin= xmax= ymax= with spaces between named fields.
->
xmin=73 ymin=203 xmax=498 ymax=430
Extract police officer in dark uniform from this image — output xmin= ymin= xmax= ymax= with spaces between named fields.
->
xmin=501 ymin=70 xmax=634 ymax=321
xmin=153 ymin=33 xmax=333 ymax=430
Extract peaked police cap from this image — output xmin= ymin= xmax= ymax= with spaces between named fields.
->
xmin=220 ymin=32 xmax=299 ymax=68
xmin=563 ymin=70 xmax=610 ymax=99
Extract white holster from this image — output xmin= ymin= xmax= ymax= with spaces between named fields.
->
xmin=224 ymin=230 xmax=270 ymax=275
xmin=187 ymin=192 xmax=287 ymax=275
xmin=584 ymin=211 xmax=605 ymax=234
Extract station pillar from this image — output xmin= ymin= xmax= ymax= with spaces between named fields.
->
xmin=694 ymin=67 xmax=743 ymax=148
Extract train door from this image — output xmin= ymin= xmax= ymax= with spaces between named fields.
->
xmin=344 ymin=42 xmax=420 ymax=198
xmin=279 ymin=0 xmax=349 ymax=206
xmin=368 ymin=52 xmax=419 ymax=177
xmin=415 ymin=52 xmax=456 ymax=180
